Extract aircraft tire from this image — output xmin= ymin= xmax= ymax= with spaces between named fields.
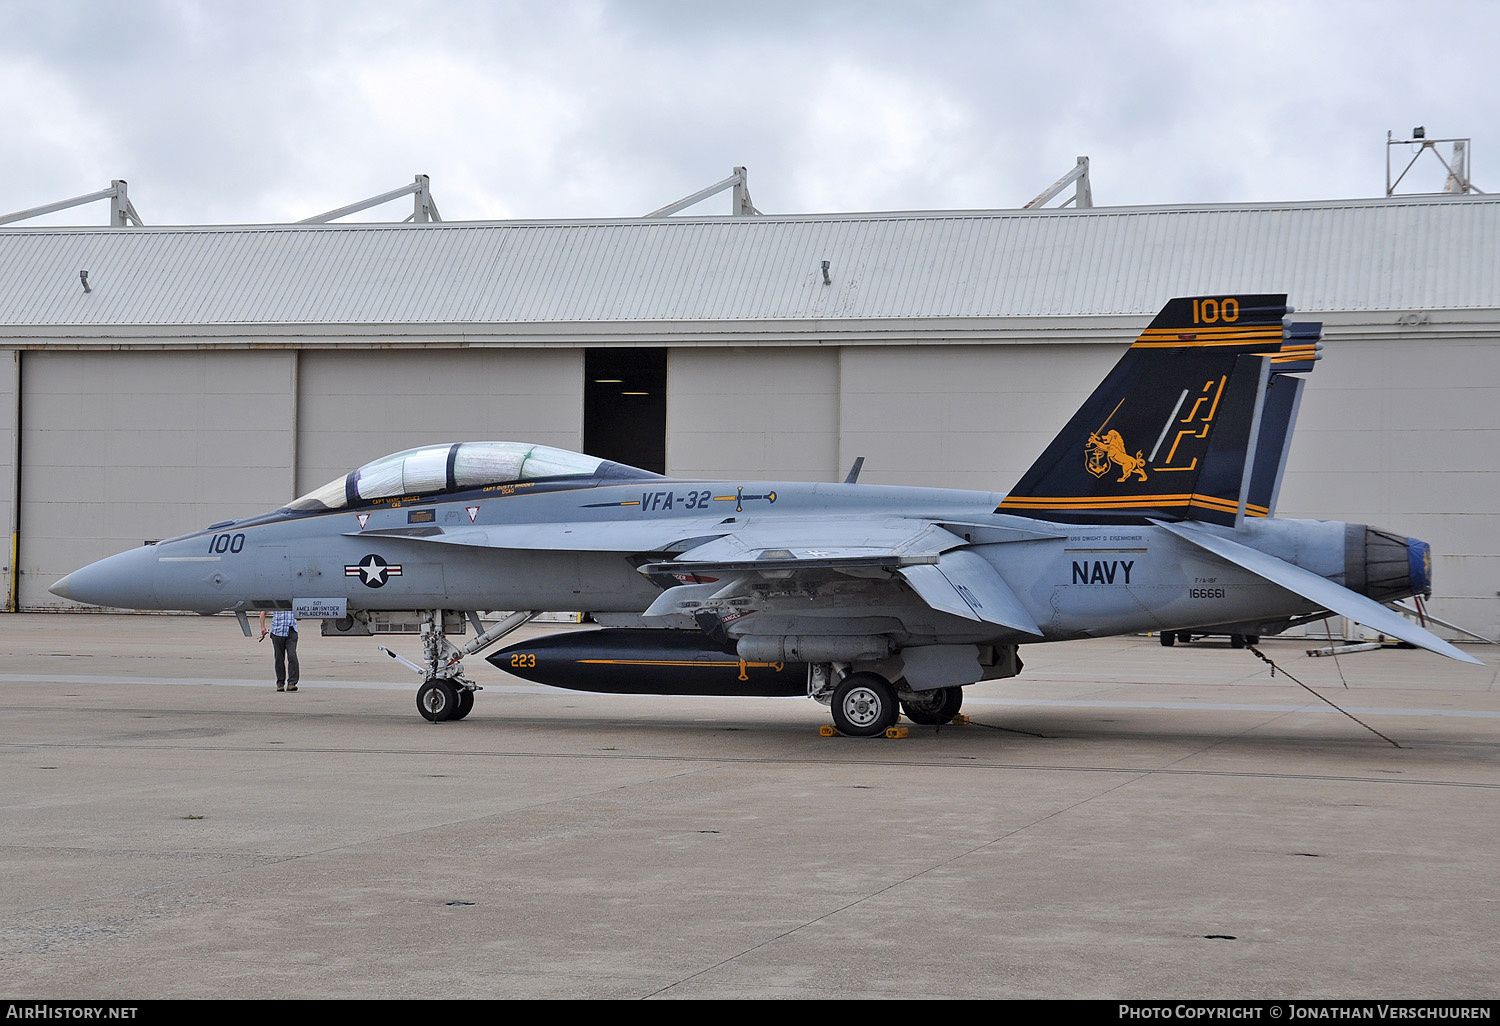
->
xmin=831 ymin=673 xmax=899 ymax=737
xmin=417 ymin=679 xmax=460 ymax=722
xmin=1159 ymin=632 xmax=1175 ymax=647
xmin=453 ymin=688 xmax=475 ymax=720
xmin=900 ymin=686 xmax=964 ymax=725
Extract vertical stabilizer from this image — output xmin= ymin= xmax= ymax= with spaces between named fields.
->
xmin=997 ymin=295 xmax=1321 ymax=525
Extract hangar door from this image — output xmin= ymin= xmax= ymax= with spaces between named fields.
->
xmin=17 ymin=350 xmax=295 ymax=610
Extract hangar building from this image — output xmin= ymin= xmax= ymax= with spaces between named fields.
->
xmin=2 ymin=193 xmax=1497 ymax=639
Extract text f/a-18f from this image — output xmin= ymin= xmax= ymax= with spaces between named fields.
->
xmin=53 ymin=295 xmax=1477 ymax=735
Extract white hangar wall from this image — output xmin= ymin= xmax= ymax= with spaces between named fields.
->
xmin=834 ymin=342 xmax=1126 ymax=494
xmin=662 ymin=342 xmax=1126 ymax=491
xmin=1 ymin=196 xmax=1497 ymax=640
xmin=666 ymin=346 xmax=841 ymax=482
xmin=293 ymin=348 xmax=584 ymax=495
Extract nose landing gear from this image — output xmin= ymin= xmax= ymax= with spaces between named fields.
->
xmin=386 ymin=609 xmax=538 ymax=722
xmin=416 ymin=678 xmax=476 ymax=722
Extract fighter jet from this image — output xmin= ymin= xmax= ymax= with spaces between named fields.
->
xmin=51 ymin=294 xmax=1478 ymax=736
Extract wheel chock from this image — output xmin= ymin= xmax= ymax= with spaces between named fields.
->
xmin=818 ymin=724 xmax=910 ymax=738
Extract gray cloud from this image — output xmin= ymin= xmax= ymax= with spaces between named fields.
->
xmin=1 ymin=0 xmax=1495 ymax=225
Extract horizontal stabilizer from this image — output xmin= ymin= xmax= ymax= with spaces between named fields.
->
xmin=1154 ymin=520 xmax=1482 ymax=664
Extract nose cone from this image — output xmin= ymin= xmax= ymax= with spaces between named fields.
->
xmin=49 ymin=545 xmax=161 ymax=609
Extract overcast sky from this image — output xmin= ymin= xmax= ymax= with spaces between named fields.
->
xmin=2 ymin=0 xmax=1496 ymax=226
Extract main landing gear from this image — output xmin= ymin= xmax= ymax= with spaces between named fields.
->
xmin=898 ymin=684 xmax=964 ymax=726
xmin=821 ymin=671 xmax=966 ymax=736
xmin=830 ymin=672 xmax=900 ymax=737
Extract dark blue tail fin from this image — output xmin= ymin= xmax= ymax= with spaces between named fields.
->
xmin=997 ymin=295 xmax=1321 ymax=526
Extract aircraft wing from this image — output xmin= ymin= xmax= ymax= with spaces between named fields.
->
xmin=639 ymin=518 xmax=1043 ymax=634
xmin=640 ymin=517 xmax=962 ymax=568
xmin=1153 ymin=519 xmax=1482 ymax=664
xmin=365 ymin=513 xmax=1044 ymax=634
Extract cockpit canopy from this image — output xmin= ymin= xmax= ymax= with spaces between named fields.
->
xmin=283 ymin=441 xmax=658 ymax=513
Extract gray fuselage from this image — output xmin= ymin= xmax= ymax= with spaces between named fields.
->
xmin=54 ymin=476 xmax=1343 ymax=648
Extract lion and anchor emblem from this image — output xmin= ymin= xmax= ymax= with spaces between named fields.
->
xmin=1085 ymin=428 xmax=1148 ymax=482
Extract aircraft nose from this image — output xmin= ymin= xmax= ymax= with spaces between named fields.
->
xmin=49 ymin=546 xmax=160 ymax=609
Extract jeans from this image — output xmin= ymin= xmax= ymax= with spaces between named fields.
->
xmin=271 ymin=630 xmax=299 ymax=686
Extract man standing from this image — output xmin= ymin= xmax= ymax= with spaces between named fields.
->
xmin=258 ymin=609 xmax=300 ymax=692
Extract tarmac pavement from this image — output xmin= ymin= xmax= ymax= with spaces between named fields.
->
xmin=1 ymin=613 xmax=1497 ymax=1000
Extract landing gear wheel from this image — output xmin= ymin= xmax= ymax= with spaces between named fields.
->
xmin=1159 ymin=632 xmax=1176 ymax=647
xmin=417 ymin=678 xmax=460 ymax=722
xmin=831 ymin=673 xmax=899 ymax=737
xmin=453 ymin=688 xmax=475 ymax=720
xmin=1177 ymin=632 xmax=1194 ymax=645
xmin=1230 ymin=634 xmax=1247 ymax=649
xmin=900 ymin=686 xmax=964 ymax=725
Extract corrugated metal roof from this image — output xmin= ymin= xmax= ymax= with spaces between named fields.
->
xmin=1 ymin=195 xmax=1497 ymax=331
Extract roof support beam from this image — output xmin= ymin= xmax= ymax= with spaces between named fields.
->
xmin=0 ymin=180 xmax=145 ymax=227
xmin=297 ymin=174 xmax=443 ymax=224
xmin=645 ymin=167 xmax=760 ymax=217
xmin=1023 ymin=157 xmax=1093 ymax=210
